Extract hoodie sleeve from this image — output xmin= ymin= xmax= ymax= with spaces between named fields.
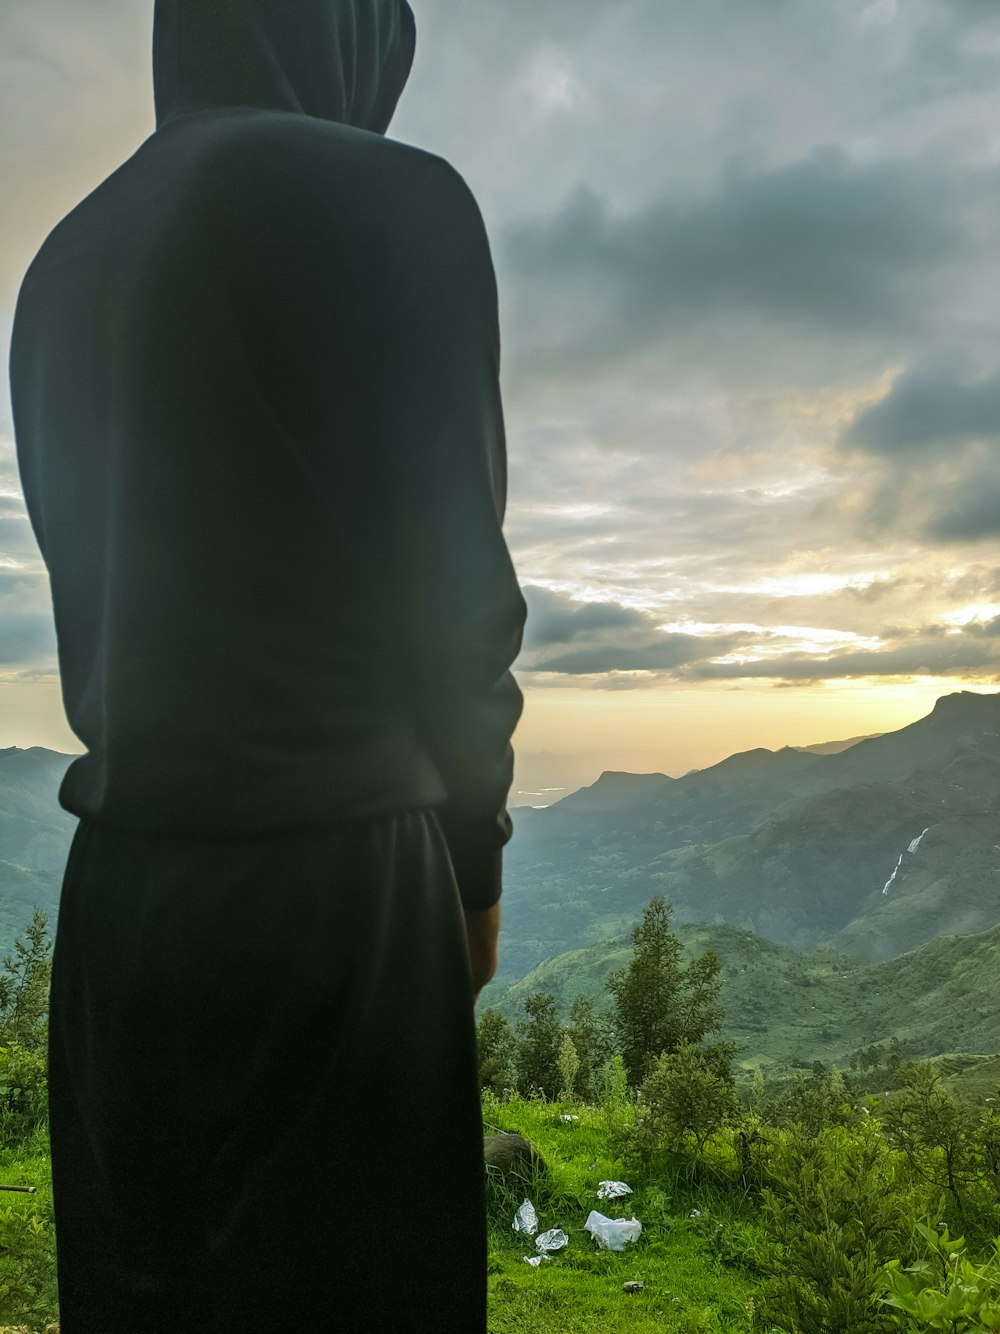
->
xmin=369 ymin=154 xmax=526 ymax=911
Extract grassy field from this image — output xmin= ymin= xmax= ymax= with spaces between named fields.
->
xmin=3 ymin=1086 xmax=997 ymax=1332
xmin=0 ymin=1124 xmax=59 ymax=1333
xmin=485 ymin=1096 xmax=764 ymax=1333
xmin=0 ymin=1106 xmax=761 ymax=1334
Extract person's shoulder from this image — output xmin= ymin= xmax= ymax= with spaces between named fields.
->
xmin=218 ymin=114 xmax=483 ymax=225
xmin=308 ymin=125 xmax=482 ymax=223
xmin=377 ymin=142 xmax=489 ymax=251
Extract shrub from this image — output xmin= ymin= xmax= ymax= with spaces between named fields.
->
xmin=757 ymin=1122 xmax=912 ymax=1333
xmin=0 ymin=1046 xmax=48 ymax=1153
xmin=555 ymin=1033 xmax=580 ymax=1102
xmin=0 ymin=1193 xmax=59 ymax=1330
xmin=732 ymin=1111 xmax=775 ymax=1196
xmin=0 ymin=912 xmax=52 ymax=1061
xmin=513 ymin=993 xmax=563 ymax=1099
xmin=565 ymin=995 xmax=614 ymax=1102
xmin=636 ymin=1040 xmax=739 ymax=1163
xmin=879 ymin=1064 xmax=986 ymax=1213
xmin=882 ymin=1220 xmax=1000 ymax=1331
xmin=476 ymin=1008 xmax=515 ymax=1096
xmin=765 ymin=1066 xmax=856 ymax=1137
xmin=0 ymin=913 xmax=52 ymax=1154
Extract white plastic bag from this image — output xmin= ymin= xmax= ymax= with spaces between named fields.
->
xmin=512 ymin=1200 xmax=539 ymax=1236
xmin=597 ymin=1181 xmax=633 ymax=1201
xmin=535 ymin=1228 xmax=569 ymax=1254
xmin=584 ymin=1210 xmax=642 ymax=1251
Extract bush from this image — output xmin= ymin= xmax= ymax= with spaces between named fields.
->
xmin=565 ymin=995 xmax=614 ymax=1102
xmin=765 ymin=1066 xmax=856 ymax=1137
xmin=0 ymin=1189 xmax=58 ymax=1330
xmin=476 ymin=1008 xmax=515 ymax=1097
xmin=883 ymin=1220 xmax=1000 ymax=1331
xmin=0 ymin=1046 xmax=48 ymax=1153
xmin=636 ymin=1041 xmax=739 ymax=1164
xmin=757 ymin=1122 xmax=913 ymax=1334
xmin=555 ymin=1033 xmax=580 ymax=1102
xmin=879 ymin=1063 xmax=989 ymax=1214
xmin=513 ymin=993 xmax=563 ymax=1100
xmin=732 ymin=1112 xmax=775 ymax=1197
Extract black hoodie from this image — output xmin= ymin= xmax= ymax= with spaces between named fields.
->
xmin=10 ymin=0 xmax=526 ymax=910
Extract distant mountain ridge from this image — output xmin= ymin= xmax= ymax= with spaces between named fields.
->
xmin=486 ymin=917 xmax=1000 ymax=1078
xmin=795 ymin=733 xmax=882 ymax=756
xmin=500 ymin=691 xmax=1000 ymax=985
xmin=3 ymin=695 xmax=999 ymax=994
xmin=0 ymin=745 xmax=76 ymax=959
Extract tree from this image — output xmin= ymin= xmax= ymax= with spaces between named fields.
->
xmin=556 ymin=1034 xmax=580 ymax=1102
xmin=637 ymin=1040 xmax=738 ymax=1159
xmin=476 ymin=1008 xmax=515 ymax=1096
xmin=0 ymin=908 xmax=52 ymax=1057
xmin=513 ymin=993 xmax=563 ymax=1099
xmin=879 ymin=1062 xmax=983 ymax=1210
xmin=565 ymin=994 xmax=614 ymax=1102
xmin=0 ymin=910 xmax=53 ymax=1148
xmin=607 ymin=897 xmax=726 ymax=1086
xmin=765 ymin=1067 xmax=854 ymax=1137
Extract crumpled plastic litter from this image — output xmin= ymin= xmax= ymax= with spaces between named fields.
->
xmin=597 ymin=1180 xmax=633 ymax=1201
xmin=559 ymin=1114 xmax=580 ymax=1123
xmin=522 ymin=1255 xmax=547 ymax=1267
xmin=512 ymin=1200 xmax=539 ymax=1236
xmin=535 ymin=1228 xmax=569 ymax=1254
xmin=689 ymin=1208 xmax=701 ymax=1219
xmin=584 ymin=1210 xmax=642 ymax=1251
xmin=623 ymin=1281 xmax=645 ymax=1295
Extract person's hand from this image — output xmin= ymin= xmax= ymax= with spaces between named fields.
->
xmin=464 ymin=902 xmax=501 ymax=1003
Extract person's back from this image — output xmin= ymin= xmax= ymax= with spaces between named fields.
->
xmin=11 ymin=3 xmax=525 ymax=1330
xmin=13 ymin=3 xmax=522 ymax=857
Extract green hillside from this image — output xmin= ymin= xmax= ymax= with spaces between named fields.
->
xmin=0 ymin=746 xmax=76 ymax=959
xmin=500 ymin=691 xmax=1000 ymax=983
xmin=0 ymin=861 xmax=61 ymax=963
xmin=485 ymin=919 xmax=1000 ymax=1078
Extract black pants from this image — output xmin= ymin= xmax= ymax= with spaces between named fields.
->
xmin=47 ymin=809 xmax=486 ymax=1333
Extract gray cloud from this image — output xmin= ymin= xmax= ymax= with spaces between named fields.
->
xmin=0 ymin=611 xmax=56 ymax=667
xmin=842 ymin=365 xmax=1000 ymax=455
xmin=685 ymin=633 xmax=999 ymax=684
xmin=502 ymin=149 xmax=964 ymax=377
xmin=837 ymin=364 xmax=1000 ymax=547
xmin=924 ymin=470 xmax=1000 ymax=544
xmin=0 ymin=569 xmax=46 ymax=598
xmin=4 ymin=0 xmax=1000 ymax=730
xmin=521 ymin=585 xmax=648 ymax=650
xmin=518 ymin=585 xmax=746 ymax=675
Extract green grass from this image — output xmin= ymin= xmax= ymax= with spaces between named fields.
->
xmin=0 ymin=1123 xmax=59 ymax=1333
xmin=484 ymin=1097 xmax=764 ymax=1333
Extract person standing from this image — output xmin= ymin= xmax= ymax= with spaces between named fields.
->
xmin=10 ymin=2 xmax=525 ymax=1330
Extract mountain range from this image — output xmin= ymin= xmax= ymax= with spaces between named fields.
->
xmin=0 ymin=692 xmax=998 ymax=1020
xmin=499 ymin=690 xmax=1000 ymax=986
xmin=0 ymin=745 xmax=75 ymax=959
xmin=487 ymin=918 xmax=1000 ymax=1080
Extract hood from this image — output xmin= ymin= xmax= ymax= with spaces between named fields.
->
xmin=153 ymin=0 xmax=416 ymax=134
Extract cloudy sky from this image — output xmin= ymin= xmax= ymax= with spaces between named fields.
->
xmin=3 ymin=0 xmax=1000 ymax=801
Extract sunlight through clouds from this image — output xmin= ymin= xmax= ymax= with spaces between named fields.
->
xmin=2 ymin=0 xmax=1000 ymax=778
